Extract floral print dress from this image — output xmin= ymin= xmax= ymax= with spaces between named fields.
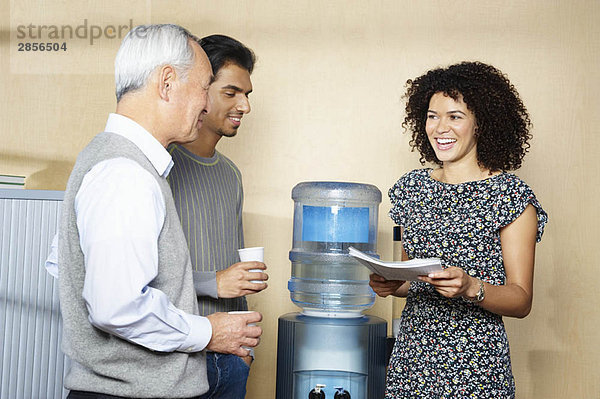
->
xmin=385 ymin=169 xmax=548 ymax=399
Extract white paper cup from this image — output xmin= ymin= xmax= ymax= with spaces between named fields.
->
xmin=238 ymin=247 xmax=264 ymax=284
xmin=228 ymin=310 xmax=256 ymax=350
xmin=237 ymin=247 xmax=264 ymax=262
xmin=228 ymin=310 xmax=256 ymax=326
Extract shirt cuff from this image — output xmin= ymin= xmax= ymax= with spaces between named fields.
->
xmin=177 ymin=314 xmax=212 ymax=353
xmin=193 ymin=270 xmax=218 ymax=299
xmin=44 ymin=233 xmax=59 ymax=279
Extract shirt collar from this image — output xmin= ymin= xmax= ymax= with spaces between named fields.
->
xmin=104 ymin=113 xmax=174 ymax=177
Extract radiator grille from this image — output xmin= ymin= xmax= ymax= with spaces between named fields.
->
xmin=0 ymin=189 xmax=67 ymax=399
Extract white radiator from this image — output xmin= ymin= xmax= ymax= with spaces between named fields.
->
xmin=0 ymin=189 xmax=67 ymax=399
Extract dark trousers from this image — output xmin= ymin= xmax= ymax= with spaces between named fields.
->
xmin=68 ymin=391 xmax=202 ymax=399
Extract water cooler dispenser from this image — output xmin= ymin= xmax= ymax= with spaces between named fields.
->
xmin=276 ymin=182 xmax=387 ymax=399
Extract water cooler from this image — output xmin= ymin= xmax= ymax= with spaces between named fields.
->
xmin=276 ymin=182 xmax=387 ymax=399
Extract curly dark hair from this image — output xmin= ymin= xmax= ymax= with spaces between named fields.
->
xmin=403 ymin=61 xmax=532 ymax=171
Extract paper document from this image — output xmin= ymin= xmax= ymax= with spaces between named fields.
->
xmin=348 ymin=246 xmax=443 ymax=281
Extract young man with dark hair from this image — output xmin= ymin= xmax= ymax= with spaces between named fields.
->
xmin=168 ymin=34 xmax=267 ymax=398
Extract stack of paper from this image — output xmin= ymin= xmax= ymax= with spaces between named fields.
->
xmin=348 ymin=246 xmax=442 ymax=281
xmin=0 ymin=174 xmax=26 ymax=189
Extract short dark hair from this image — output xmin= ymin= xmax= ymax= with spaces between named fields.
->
xmin=198 ymin=34 xmax=256 ymax=76
xmin=403 ymin=61 xmax=532 ymax=171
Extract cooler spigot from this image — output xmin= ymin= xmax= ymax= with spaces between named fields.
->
xmin=309 ymin=384 xmax=326 ymax=399
xmin=334 ymin=387 xmax=350 ymax=399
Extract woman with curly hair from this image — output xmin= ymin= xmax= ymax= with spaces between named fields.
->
xmin=370 ymin=61 xmax=548 ymax=398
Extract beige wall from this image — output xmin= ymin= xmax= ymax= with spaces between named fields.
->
xmin=2 ymin=1 xmax=598 ymax=397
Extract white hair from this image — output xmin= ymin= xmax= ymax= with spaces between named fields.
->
xmin=115 ymin=24 xmax=198 ymax=102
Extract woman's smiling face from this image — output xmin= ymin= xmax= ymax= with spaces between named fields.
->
xmin=425 ymin=92 xmax=478 ymax=166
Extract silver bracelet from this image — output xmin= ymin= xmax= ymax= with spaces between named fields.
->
xmin=463 ymin=279 xmax=485 ymax=303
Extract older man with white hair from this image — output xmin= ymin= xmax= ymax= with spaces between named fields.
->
xmin=56 ymin=24 xmax=262 ymax=399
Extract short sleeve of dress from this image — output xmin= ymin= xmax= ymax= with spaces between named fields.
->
xmin=388 ymin=169 xmax=423 ymax=227
xmin=494 ymin=174 xmax=548 ymax=242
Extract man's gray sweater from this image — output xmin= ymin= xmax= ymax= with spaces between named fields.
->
xmin=58 ymin=132 xmax=207 ymax=398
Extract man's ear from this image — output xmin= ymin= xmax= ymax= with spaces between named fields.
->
xmin=158 ymin=65 xmax=176 ymax=101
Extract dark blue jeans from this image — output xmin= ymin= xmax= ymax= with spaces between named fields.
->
xmin=67 ymin=391 xmax=202 ymax=399
xmin=199 ymin=352 xmax=250 ymax=399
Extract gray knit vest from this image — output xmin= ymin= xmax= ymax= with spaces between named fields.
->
xmin=58 ymin=132 xmax=207 ymax=398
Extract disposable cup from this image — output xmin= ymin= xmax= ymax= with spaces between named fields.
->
xmin=228 ymin=310 xmax=256 ymax=326
xmin=228 ymin=310 xmax=256 ymax=350
xmin=237 ymin=247 xmax=264 ymax=262
xmin=238 ymin=247 xmax=264 ymax=284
